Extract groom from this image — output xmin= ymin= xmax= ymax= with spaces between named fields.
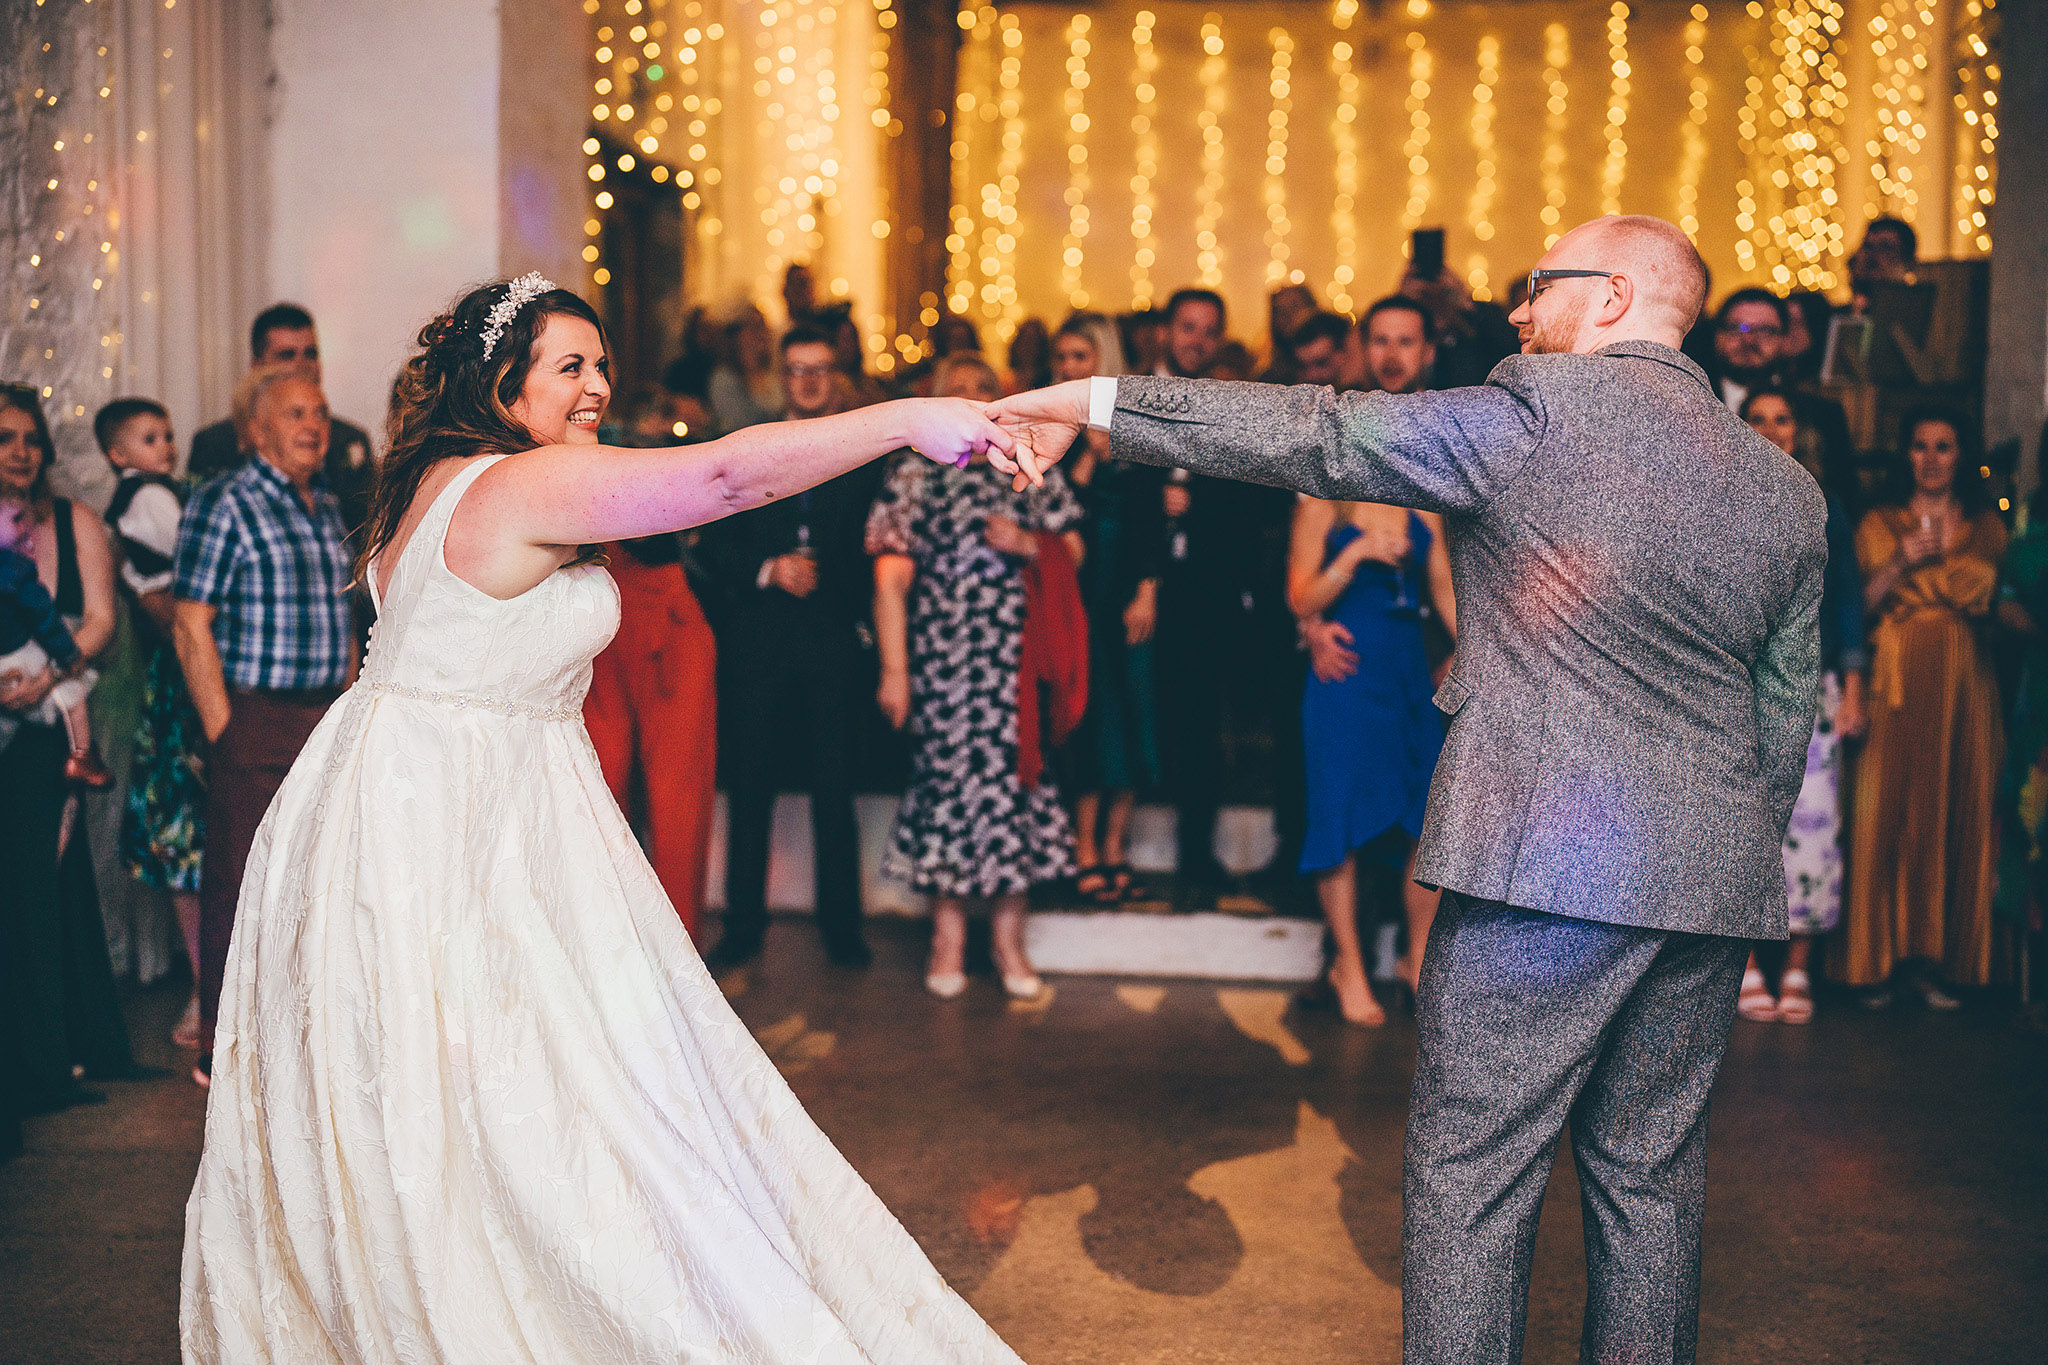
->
xmin=991 ymin=215 xmax=1826 ymax=1363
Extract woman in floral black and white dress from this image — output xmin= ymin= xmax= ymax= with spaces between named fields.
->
xmin=869 ymin=355 xmax=1084 ymax=1000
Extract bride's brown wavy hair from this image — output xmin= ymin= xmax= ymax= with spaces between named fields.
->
xmin=357 ymin=279 xmax=610 ymax=585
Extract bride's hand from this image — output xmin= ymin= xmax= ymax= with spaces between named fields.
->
xmin=902 ymin=397 xmax=1016 ymax=471
xmin=985 ymin=380 xmax=1091 ymax=490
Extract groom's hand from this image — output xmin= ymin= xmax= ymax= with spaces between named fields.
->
xmin=985 ymin=380 xmax=1091 ymax=490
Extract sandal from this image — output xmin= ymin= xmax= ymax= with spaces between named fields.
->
xmin=1073 ymin=865 xmax=1112 ymax=903
xmin=1098 ymin=863 xmax=1149 ymax=904
xmin=1777 ymin=968 xmax=1814 ymax=1025
xmin=1737 ymin=963 xmax=1778 ymax=1023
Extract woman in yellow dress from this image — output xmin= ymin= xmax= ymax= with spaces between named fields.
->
xmin=1843 ymin=408 xmax=2006 ymax=1007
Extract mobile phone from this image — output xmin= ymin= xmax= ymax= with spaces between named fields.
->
xmin=1411 ymin=227 xmax=1445 ymax=281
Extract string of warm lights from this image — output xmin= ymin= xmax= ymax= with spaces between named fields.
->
xmin=1400 ymin=30 xmax=1432 ymax=234
xmin=869 ymin=0 xmax=895 ymax=136
xmin=1951 ymin=0 xmax=1999 ymax=255
xmin=1599 ymin=2 xmax=1631 ymax=217
xmin=1129 ymin=11 xmax=1159 ymax=310
xmin=1677 ymin=4 xmax=1709 ymax=237
xmin=673 ymin=1 xmax=712 ymax=224
xmin=1868 ymin=0 xmax=1930 ymax=218
xmin=1466 ymin=34 xmax=1500 ymax=302
xmin=990 ymin=9 xmax=1025 ymax=334
xmin=1329 ymin=0 xmax=1360 ymax=314
xmin=18 ymin=0 xmax=122 ymax=424
xmin=586 ymin=0 xmax=714 ymax=288
xmin=1540 ymin=22 xmax=1569 ymax=248
xmin=1264 ymin=28 xmax=1295 ymax=287
xmin=1061 ymin=13 xmax=1092 ymax=310
xmin=1756 ymin=0 xmax=1847 ymax=290
xmin=868 ymin=0 xmax=899 ymax=363
xmin=1194 ymin=14 xmax=1227 ymax=289
xmin=947 ymin=0 xmax=993 ymax=322
xmin=1733 ymin=24 xmax=1763 ymax=276
xmin=684 ymin=4 xmax=724 ymax=244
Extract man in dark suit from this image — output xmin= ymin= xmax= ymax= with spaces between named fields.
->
xmin=698 ymin=326 xmax=879 ymax=969
xmin=188 ymin=304 xmax=377 ymax=539
xmin=1148 ymin=288 xmax=1244 ymax=905
xmin=992 ymin=215 xmax=1826 ymax=1364
xmin=1705 ymin=288 xmax=1859 ymax=504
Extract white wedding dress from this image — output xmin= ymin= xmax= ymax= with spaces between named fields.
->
xmin=181 ymin=453 xmax=1021 ymax=1364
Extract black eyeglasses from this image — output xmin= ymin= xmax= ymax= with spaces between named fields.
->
xmin=1527 ymin=268 xmax=1614 ymax=301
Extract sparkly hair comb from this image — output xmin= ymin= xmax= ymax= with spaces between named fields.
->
xmin=477 ymin=272 xmax=557 ymax=362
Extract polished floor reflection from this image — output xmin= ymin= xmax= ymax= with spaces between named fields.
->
xmin=3 ymin=917 xmax=2044 ymax=1363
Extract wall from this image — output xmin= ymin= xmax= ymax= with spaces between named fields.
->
xmin=2 ymin=0 xmax=270 ymax=504
xmin=267 ymin=0 xmax=503 ymax=438
xmin=1984 ymin=0 xmax=2046 ymax=492
xmin=501 ymin=0 xmax=594 ymax=291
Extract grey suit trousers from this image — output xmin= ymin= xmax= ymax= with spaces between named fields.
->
xmin=1403 ymin=894 xmax=1748 ymax=1365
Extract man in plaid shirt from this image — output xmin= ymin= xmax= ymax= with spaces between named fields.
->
xmin=172 ymin=370 xmax=356 ymax=1089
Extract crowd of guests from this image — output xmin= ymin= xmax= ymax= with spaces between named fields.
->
xmin=2 ymin=219 xmax=2033 ymax=1150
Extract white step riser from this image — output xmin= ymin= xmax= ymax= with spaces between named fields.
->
xmin=697 ymin=792 xmax=1286 ymax=915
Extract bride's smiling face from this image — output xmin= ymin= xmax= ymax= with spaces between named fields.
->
xmin=510 ymin=313 xmax=611 ymax=446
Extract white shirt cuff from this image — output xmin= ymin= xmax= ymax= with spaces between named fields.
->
xmin=1087 ymin=376 xmax=1118 ymax=432
xmin=756 ymin=559 xmax=776 ymax=589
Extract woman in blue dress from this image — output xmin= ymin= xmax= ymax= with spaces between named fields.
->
xmin=1290 ymin=495 xmax=1456 ymax=1026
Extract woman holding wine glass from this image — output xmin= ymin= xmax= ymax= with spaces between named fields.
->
xmin=1842 ymin=407 xmax=2005 ymax=1009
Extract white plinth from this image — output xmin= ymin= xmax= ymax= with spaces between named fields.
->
xmin=1023 ymin=911 xmax=1323 ymax=983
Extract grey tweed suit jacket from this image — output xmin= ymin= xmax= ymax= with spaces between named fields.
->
xmin=1110 ymin=341 xmax=1827 ymax=940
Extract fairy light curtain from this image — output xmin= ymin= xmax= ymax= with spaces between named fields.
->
xmin=582 ymin=0 xmax=907 ymax=370
xmin=948 ymin=0 xmax=2003 ymax=343
xmin=2 ymin=0 xmax=268 ymax=504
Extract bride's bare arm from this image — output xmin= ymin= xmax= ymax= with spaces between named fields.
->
xmin=449 ymin=398 xmax=1009 ymax=598
xmin=494 ymin=398 xmax=1004 ymax=545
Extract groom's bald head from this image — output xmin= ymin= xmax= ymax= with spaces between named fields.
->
xmin=1515 ymin=216 xmax=1709 ymax=353
xmin=1563 ymin=216 xmax=1708 ymax=332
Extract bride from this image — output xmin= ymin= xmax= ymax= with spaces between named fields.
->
xmin=180 ymin=275 xmax=1025 ymax=1364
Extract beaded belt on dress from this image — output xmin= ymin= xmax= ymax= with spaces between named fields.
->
xmin=359 ymin=680 xmax=581 ymax=723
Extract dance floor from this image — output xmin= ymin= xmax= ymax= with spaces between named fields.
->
xmin=3 ymin=916 xmax=2044 ymax=1363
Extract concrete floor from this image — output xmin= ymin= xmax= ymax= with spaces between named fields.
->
xmin=3 ymin=918 xmax=2044 ymax=1364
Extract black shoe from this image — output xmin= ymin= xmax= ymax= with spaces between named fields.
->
xmin=1171 ymin=878 xmax=1219 ymax=913
xmin=823 ymin=936 xmax=873 ymax=969
xmin=703 ymin=933 xmax=765 ymax=973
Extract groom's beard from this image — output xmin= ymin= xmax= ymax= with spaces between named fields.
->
xmin=1524 ymin=296 xmax=1590 ymax=355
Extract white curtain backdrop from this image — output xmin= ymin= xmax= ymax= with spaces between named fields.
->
xmin=1 ymin=0 xmax=270 ymax=507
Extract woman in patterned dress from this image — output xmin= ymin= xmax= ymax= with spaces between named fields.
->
xmin=869 ymin=355 xmax=1085 ymax=999
xmin=1734 ymin=388 xmax=1866 ymax=1024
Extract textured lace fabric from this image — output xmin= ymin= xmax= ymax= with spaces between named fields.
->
xmin=180 ymin=453 xmax=1023 ymax=1364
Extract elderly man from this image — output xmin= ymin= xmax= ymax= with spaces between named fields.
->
xmin=188 ymin=304 xmax=376 ymax=538
xmin=173 ymin=371 xmax=354 ymax=1090
xmin=992 ymin=215 xmax=1826 ymax=1364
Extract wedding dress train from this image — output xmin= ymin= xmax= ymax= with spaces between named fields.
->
xmin=181 ymin=453 xmax=1020 ymax=1364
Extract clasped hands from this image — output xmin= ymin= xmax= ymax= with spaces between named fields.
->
xmin=985 ymin=380 xmax=1090 ymax=490
xmin=900 ymin=380 xmax=1090 ymax=488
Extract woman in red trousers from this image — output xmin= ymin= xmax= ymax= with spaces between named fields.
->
xmin=584 ymin=534 xmax=719 ymax=940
